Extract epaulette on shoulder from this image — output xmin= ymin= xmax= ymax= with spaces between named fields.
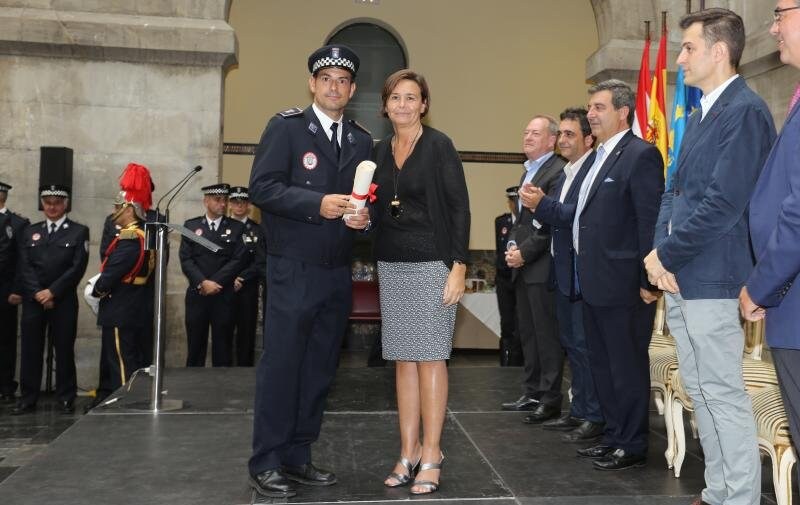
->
xmin=119 ymin=228 xmax=139 ymax=240
xmin=348 ymin=119 xmax=372 ymax=137
xmin=277 ymin=107 xmax=304 ymax=118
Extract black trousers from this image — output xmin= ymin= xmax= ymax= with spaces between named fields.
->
xmin=515 ymin=279 xmax=562 ymax=405
xmin=185 ymin=289 xmax=234 ymax=367
xmin=249 ymin=255 xmax=351 ymax=475
xmin=19 ymin=296 xmax=78 ymax=404
xmin=582 ymin=300 xmax=654 ymax=454
xmin=232 ymin=282 xmax=259 ymax=366
xmin=101 ymin=325 xmax=144 ymax=393
xmin=495 ymin=272 xmax=520 ymax=357
xmin=0 ymin=300 xmax=19 ymax=395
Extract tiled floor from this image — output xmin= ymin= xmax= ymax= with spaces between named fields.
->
xmin=0 ymin=349 xmax=791 ymax=504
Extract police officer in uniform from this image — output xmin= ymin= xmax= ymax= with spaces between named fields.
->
xmin=496 ymin=186 xmax=522 ymax=366
xmin=228 ymin=186 xmax=266 ymax=366
xmin=0 ymin=181 xmax=30 ymax=402
xmin=13 ymin=185 xmax=89 ymax=415
xmin=179 ymin=183 xmax=246 ymax=367
xmin=247 ymin=45 xmax=372 ymax=498
xmin=92 ymin=166 xmax=154 ymax=394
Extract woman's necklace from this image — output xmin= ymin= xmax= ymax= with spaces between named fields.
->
xmin=390 ymin=124 xmax=422 ymax=217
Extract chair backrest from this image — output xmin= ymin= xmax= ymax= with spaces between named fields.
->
xmin=652 ymin=295 xmax=667 ymax=336
xmin=350 ymin=280 xmax=381 ymax=321
xmin=743 ymin=319 xmax=765 ymax=360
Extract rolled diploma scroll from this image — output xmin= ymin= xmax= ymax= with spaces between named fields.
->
xmin=350 ymin=160 xmax=377 ymax=209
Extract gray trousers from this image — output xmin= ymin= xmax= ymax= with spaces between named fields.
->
xmin=666 ymin=293 xmax=760 ymax=505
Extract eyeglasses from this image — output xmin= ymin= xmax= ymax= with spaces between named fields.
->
xmin=774 ymin=5 xmax=800 ymax=23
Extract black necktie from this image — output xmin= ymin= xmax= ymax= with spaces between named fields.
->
xmin=50 ymin=222 xmax=57 ymax=235
xmin=210 ymin=221 xmax=216 ymax=232
xmin=330 ymin=122 xmax=340 ymax=159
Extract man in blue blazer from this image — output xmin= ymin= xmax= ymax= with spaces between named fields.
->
xmin=520 ymin=107 xmax=604 ymax=443
xmin=646 ymin=10 xmax=776 ymax=505
xmin=741 ymin=0 xmax=800 ymax=491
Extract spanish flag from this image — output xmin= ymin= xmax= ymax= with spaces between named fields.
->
xmin=646 ymin=26 xmax=668 ymax=172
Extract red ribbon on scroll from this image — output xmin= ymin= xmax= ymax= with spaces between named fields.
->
xmin=351 ymin=183 xmax=378 ymax=203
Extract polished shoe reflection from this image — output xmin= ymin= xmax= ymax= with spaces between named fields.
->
xmin=561 ymin=420 xmax=604 ymax=442
xmin=60 ymin=400 xmax=75 ymax=415
xmin=249 ymin=469 xmax=297 ymax=498
xmin=592 ymin=448 xmax=646 ymax=471
xmin=576 ymin=444 xmax=613 ymax=459
xmin=501 ymin=395 xmax=539 ymax=411
xmin=542 ymin=415 xmax=582 ymax=431
xmin=522 ymin=402 xmax=560 ymax=424
xmin=282 ymin=462 xmax=337 ymax=486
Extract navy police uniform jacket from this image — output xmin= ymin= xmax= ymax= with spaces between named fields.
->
xmin=248 ymin=106 xmax=373 ymax=267
xmin=179 ymin=216 xmax=246 ymax=290
xmin=237 ymin=217 xmax=266 ymax=286
xmin=0 ymin=211 xmax=30 ymax=299
xmin=495 ymin=213 xmax=513 ymax=278
xmin=94 ymin=224 xmax=153 ymax=327
xmin=18 ymin=219 xmax=90 ymax=301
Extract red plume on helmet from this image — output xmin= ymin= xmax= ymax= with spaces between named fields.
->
xmin=118 ymin=162 xmax=153 ymax=211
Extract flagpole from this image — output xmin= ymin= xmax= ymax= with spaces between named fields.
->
xmin=686 ymin=0 xmax=691 ymax=14
xmin=645 ymin=20 xmax=650 ymax=41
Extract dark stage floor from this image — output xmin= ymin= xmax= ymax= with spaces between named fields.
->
xmin=0 ymin=352 xmax=788 ymax=504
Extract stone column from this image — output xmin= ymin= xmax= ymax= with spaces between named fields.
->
xmin=0 ymin=0 xmax=237 ymax=387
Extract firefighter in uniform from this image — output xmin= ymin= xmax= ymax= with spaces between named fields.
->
xmin=0 ymin=181 xmax=30 ymax=402
xmin=179 ymin=183 xmax=246 ymax=367
xmin=12 ymin=185 xmax=89 ymax=415
xmin=247 ymin=44 xmax=372 ymax=498
xmin=496 ymin=186 xmax=523 ymax=366
xmin=228 ymin=186 xmax=266 ymax=366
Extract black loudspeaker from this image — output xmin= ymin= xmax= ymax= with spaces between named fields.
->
xmin=38 ymin=146 xmax=73 ymax=211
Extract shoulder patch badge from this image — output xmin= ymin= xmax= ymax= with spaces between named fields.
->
xmin=278 ymin=107 xmax=304 ymax=118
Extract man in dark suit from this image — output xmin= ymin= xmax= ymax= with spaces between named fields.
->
xmin=495 ymin=186 xmax=521 ymax=366
xmin=520 ymin=107 xmax=605 ymax=443
xmin=646 ymin=9 xmax=775 ymax=504
xmin=741 ymin=0 xmax=800 ymax=499
xmin=179 ymin=183 xmax=246 ymax=367
xmin=246 ymin=45 xmax=372 ymax=498
xmin=13 ymin=185 xmax=90 ymax=415
xmin=0 ymin=182 xmax=29 ymax=403
xmin=501 ymin=115 xmax=566 ymax=422
xmin=228 ymin=186 xmax=266 ymax=366
xmin=566 ymin=80 xmax=664 ymax=470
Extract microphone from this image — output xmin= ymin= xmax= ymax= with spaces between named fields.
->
xmin=154 ymin=165 xmax=202 ymax=222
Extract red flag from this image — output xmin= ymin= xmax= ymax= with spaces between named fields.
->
xmin=646 ymin=24 xmax=668 ymax=169
xmin=633 ymin=34 xmax=651 ymax=138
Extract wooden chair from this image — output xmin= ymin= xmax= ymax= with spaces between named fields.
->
xmin=751 ymin=385 xmax=796 ymax=505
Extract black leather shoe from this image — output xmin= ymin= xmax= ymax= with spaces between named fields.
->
xmin=10 ymin=402 xmax=36 ymax=415
xmin=0 ymin=393 xmax=16 ymax=403
xmin=60 ymin=400 xmax=75 ymax=414
xmin=593 ymin=449 xmax=646 ymax=470
xmin=542 ymin=415 xmax=582 ymax=431
xmin=282 ymin=462 xmax=337 ymax=486
xmin=576 ymin=444 xmax=613 ymax=459
xmin=523 ymin=402 xmax=560 ymax=424
xmin=562 ymin=420 xmax=605 ymax=442
xmin=250 ymin=469 xmax=296 ymax=497
xmin=501 ymin=395 xmax=539 ymax=411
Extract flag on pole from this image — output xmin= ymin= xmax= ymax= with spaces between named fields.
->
xmin=633 ymin=34 xmax=651 ymax=139
xmin=646 ymin=25 xmax=668 ymax=171
xmin=665 ymin=66 xmax=702 ymax=189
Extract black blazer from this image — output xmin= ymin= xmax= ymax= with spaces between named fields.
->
xmin=509 ymin=153 xmax=566 ymax=284
xmin=533 ymin=151 xmax=596 ymax=299
xmin=573 ymin=131 xmax=664 ymax=306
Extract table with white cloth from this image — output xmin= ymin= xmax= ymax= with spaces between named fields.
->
xmin=453 ymin=292 xmax=501 ymax=349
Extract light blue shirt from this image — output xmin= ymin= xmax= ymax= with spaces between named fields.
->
xmin=519 ymin=151 xmax=554 ymax=212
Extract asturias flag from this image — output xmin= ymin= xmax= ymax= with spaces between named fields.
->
xmin=666 ymin=66 xmax=702 ymax=189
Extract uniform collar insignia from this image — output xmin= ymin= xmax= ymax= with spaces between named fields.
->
xmin=308 ymin=122 xmax=318 ymax=134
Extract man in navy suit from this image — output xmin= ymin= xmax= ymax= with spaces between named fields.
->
xmin=741 ymin=0 xmax=800 ymax=491
xmin=247 ymin=45 xmax=372 ymax=499
xmin=520 ymin=107 xmax=604 ymax=443
xmin=646 ymin=9 xmax=775 ymax=505
xmin=569 ymin=80 xmax=664 ymax=470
